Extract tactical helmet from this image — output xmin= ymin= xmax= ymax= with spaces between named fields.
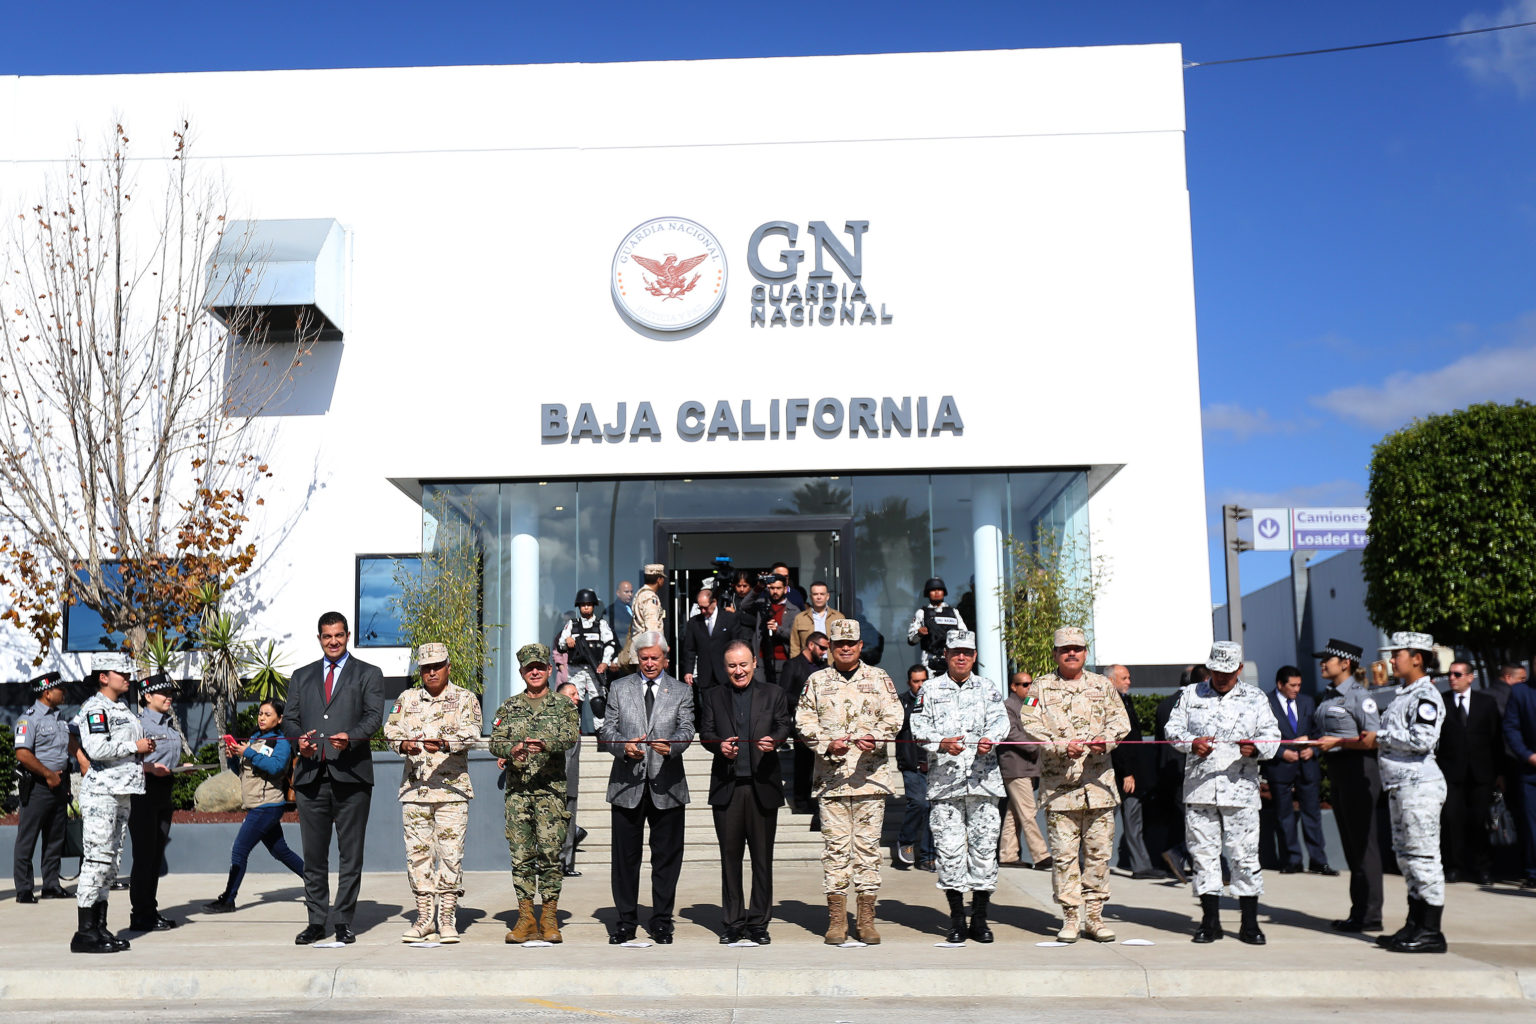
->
xmin=574 ymin=588 xmax=599 ymax=607
xmin=923 ymin=577 xmax=947 ymax=595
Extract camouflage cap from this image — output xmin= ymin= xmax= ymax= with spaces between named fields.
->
xmin=828 ymin=618 xmax=861 ymax=643
xmin=517 ymin=643 xmax=552 ymax=668
xmin=1380 ymin=631 xmax=1435 ymax=654
xmin=945 ymin=628 xmax=977 ymax=650
xmin=415 ymin=642 xmax=450 ymax=666
xmin=1206 ymin=640 xmax=1243 ymax=673
xmin=643 ymin=563 xmax=665 ymax=576
xmin=1052 ymin=626 xmax=1087 ymax=649
xmin=91 ymin=652 xmax=136 ymax=678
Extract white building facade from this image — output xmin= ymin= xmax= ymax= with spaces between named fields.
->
xmin=2 ymin=45 xmax=1212 ymax=704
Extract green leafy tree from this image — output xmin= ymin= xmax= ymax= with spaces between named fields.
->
xmin=391 ymin=496 xmax=497 ymax=694
xmin=1363 ymin=400 xmax=1536 ymax=667
xmin=999 ymin=527 xmax=1109 ymax=677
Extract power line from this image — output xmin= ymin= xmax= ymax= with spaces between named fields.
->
xmin=1184 ymin=19 xmax=1536 ymax=69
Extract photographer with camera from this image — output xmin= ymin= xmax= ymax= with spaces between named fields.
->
xmin=736 ymin=565 xmax=800 ymax=686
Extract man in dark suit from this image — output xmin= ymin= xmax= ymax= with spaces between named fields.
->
xmin=1264 ymin=665 xmax=1334 ymax=875
xmin=1106 ymin=665 xmax=1159 ymax=878
xmin=285 ymin=611 xmax=384 ymax=945
xmin=598 ymin=630 xmax=695 ymax=943
xmin=681 ymin=581 xmax=737 ymax=692
xmin=698 ymin=640 xmax=793 ymax=944
xmin=1441 ymin=661 xmax=1500 ymax=884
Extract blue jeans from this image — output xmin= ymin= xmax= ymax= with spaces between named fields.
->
xmin=225 ymin=803 xmax=304 ymax=898
xmin=899 ymin=769 xmax=934 ymax=862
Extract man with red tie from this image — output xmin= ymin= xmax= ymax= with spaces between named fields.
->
xmin=286 ymin=611 xmax=384 ymax=945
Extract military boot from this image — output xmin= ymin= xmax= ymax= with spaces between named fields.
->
xmin=1389 ymin=902 xmax=1447 ymax=954
xmin=1082 ymin=901 xmax=1116 ymax=942
xmin=539 ymin=898 xmax=563 ymax=943
xmin=944 ymin=889 xmax=967 ymax=943
xmin=824 ymin=893 xmax=848 ymax=945
xmin=94 ymin=902 xmax=129 ymax=952
xmin=401 ymin=891 xmax=438 ymax=942
xmin=1057 ymin=905 xmax=1081 ymax=943
xmin=1192 ymin=894 xmax=1222 ymax=943
xmin=1377 ymin=897 xmax=1422 ymax=948
xmin=507 ymin=898 xmax=538 ymax=943
xmin=70 ymin=907 xmax=115 ymax=954
xmin=968 ymin=890 xmax=994 ymax=943
xmin=855 ymin=892 xmax=881 ymax=945
xmin=437 ymin=892 xmax=460 ymax=944
xmin=1237 ymin=895 xmax=1266 ymax=945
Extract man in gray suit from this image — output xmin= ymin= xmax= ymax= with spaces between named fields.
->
xmin=598 ymin=630 xmax=694 ymax=944
xmin=285 ymin=611 xmax=384 ymax=945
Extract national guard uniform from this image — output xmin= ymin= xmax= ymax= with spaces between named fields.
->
xmin=795 ymin=618 xmax=903 ymax=944
xmin=906 ymin=576 xmax=965 ymax=673
xmin=1016 ymin=626 xmax=1131 ymax=942
xmin=616 ymin=564 xmax=666 ymax=669
xmin=72 ymin=653 xmax=146 ymax=953
xmin=557 ymin=590 xmax=616 ymax=707
xmin=489 ymin=643 xmax=579 ymax=942
xmin=129 ymin=674 xmax=184 ymax=931
xmin=1375 ymin=631 xmax=1448 ymax=954
xmin=910 ymin=629 xmax=1007 ymax=942
xmin=1312 ymin=638 xmax=1385 ymax=931
xmin=13 ymin=672 xmax=75 ymax=901
xmin=1165 ymin=641 xmax=1281 ymax=944
xmin=382 ymin=642 xmax=484 ymax=943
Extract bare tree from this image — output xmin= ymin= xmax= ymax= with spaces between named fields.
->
xmin=0 ymin=122 xmax=315 ymax=666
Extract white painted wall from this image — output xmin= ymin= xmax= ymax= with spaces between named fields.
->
xmin=0 ymin=44 xmax=1211 ymax=677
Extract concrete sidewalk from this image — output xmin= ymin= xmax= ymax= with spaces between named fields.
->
xmin=3 ymin=861 xmax=1533 ymax=1002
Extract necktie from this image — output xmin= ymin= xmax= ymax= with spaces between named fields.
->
xmin=1458 ymin=694 xmax=1468 ymax=723
xmin=1286 ymin=699 xmax=1297 ymax=732
xmin=325 ymin=661 xmax=336 ymax=703
xmin=645 ymin=681 xmax=655 ymax=719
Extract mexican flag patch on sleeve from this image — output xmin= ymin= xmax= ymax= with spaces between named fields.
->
xmin=1022 ymin=695 xmax=1040 ymax=708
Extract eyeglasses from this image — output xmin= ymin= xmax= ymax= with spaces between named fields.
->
xmin=1449 ymin=670 xmax=1469 ymax=677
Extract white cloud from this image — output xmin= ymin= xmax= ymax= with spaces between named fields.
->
xmin=1309 ymin=325 xmax=1536 ymax=430
xmin=1202 ymin=403 xmax=1277 ymax=440
xmin=1453 ymin=1 xmax=1536 ymax=97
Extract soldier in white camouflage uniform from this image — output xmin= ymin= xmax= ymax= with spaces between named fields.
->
xmin=1165 ymin=641 xmax=1281 ymax=945
xmin=71 ymin=653 xmax=155 ymax=954
xmin=1016 ymin=626 xmax=1130 ymax=943
xmin=910 ymin=629 xmax=1007 ymax=943
xmin=1375 ymin=631 xmax=1448 ymax=954
xmin=382 ymin=642 xmax=484 ymax=943
xmin=796 ymin=618 xmax=903 ymax=945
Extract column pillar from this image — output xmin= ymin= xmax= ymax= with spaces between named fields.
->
xmin=971 ymin=477 xmax=1007 ymax=682
xmin=509 ymin=500 xmax=540 ymax=695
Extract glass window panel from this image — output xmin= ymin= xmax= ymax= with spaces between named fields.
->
xmin=848 ymin=474 xmax=931 ymax=667
xmin=355 ymin=555 xmax=419 ymax=647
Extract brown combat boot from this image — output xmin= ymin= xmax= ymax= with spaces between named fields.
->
xmin=1082 ymin=901 xmax=1116 ymax=942
xmin=401 ymin=891 xmax=437 ymax=942
xmin=824 ymin=893 xmax=848 ymax=945
xmin=855 ymin=892 xmax=881 ymax=945
xmin=437 ymin=892 xmax=460 ymax=944
xmin=539 ymin=898 xmax=562 ymax=943
xmin=507 ymin=899 xmax=538 ymax=943
xmin=1057 ymin=905 xmax=1081 ymax=943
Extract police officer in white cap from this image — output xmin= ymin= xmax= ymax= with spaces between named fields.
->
xmin=1374 ymin=631 xmax=1448 ymax=954
xmin=71 ymin=652 xmax=155 ymax=953
xmin=910 ymin=628 xmax=1007 ymax=943
xmin=1165 ymin=640 xmax=1280 ymax=944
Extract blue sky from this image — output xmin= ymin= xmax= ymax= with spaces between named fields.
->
xmin=7 ymin=1 xmax=1534 ymax=606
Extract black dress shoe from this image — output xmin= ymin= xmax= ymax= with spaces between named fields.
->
xmin=609 ymin=927 xmax=637 ymax=944
xmin=1278 ymin=864 xmax=1302 ymax=874
xmin=1191 ymin=922 xmax=1223 ymax=943
xmin=295 ymin=924 xmax=328 ymax=944
xmin=1476 ymin=870 xmax=1494 ymax=886
xmin=15 ymin=891 xmax=36 ymax=904
xmin=1443 ymin=869 xmax=1463 ymax=884
xmin=130 ymin=914 xmax=178 ymax=932
xmin=109 ymin=879 xmax=130 ymax=891
xmin=720 ymin=927 xmax=744 ymax=944
xmin=1330 ymin=917 xmax=1365 ymax=932
xmin=1237 ymin=925 xmax=1267 ymax=945
xmin=1308 ymin=864 xmax=1340 ymax=877
xmin=650 ymin=928 xmax=674 ymax=944
xmin=1033 ymin=857 xmax=1054 ymax=871
xmin=747 ymin=928 xmax=771 ymax=945
xmin=562 ymin=866 xmax=582 ymax=877
xmin=1130 ymin=870 xmax=1163 ymax=880
xmin=334 ymin=925 xmax=356 ymax=944
xmin=39 ymin=886 xmax=72 ymax=899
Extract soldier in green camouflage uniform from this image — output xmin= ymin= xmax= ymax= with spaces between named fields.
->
xmin=1017 ymin=626 xmax=1131 ymax=943
xmin=489 ymin=643 xmax=579 ymax=943
xmin=795 ymin=618 xmax=903 ymax=945
xmin=383 ymin=642 xmax=483 ymax=943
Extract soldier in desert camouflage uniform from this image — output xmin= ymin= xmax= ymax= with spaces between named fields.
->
xmin=615 ymin=563 xmax=667 ymax=670
xmin=490 ymin=643 xmax=579 ymax=943
xmin=383 ymin=642 xmax=483 ymax=943
xmin=1017 ymin=626 xmax=1131 ymax=943
xmin=795 ymin=618 xmax=904 ymax=946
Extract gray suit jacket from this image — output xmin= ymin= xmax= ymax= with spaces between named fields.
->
xmin=599 ymin=670 xmax=694 ymax=809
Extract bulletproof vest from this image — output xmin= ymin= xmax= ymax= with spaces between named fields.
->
xmin=921 ymin=604 xmax=961 ymax=654
xmin=572 ymin=619 xmax=605 ymax=666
